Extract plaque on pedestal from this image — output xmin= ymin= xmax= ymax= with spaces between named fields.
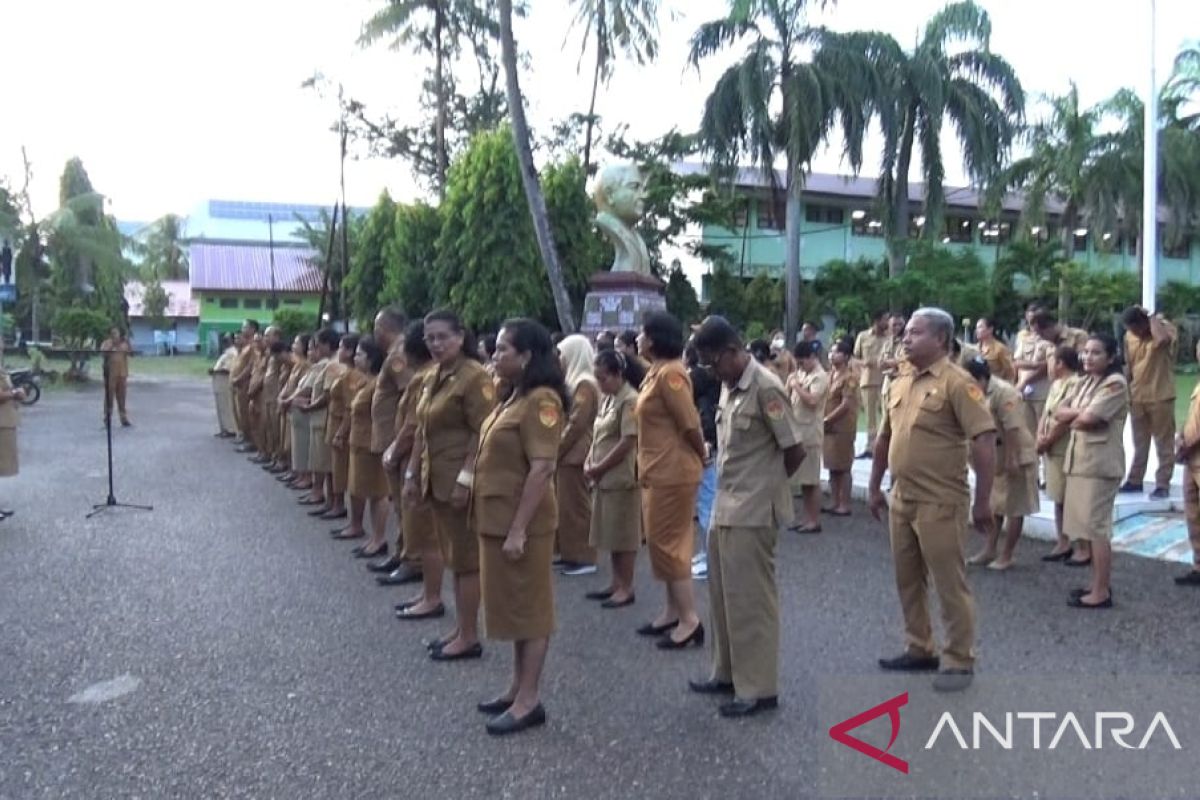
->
xmin=581 ymin=271 xmax=666 ymax=337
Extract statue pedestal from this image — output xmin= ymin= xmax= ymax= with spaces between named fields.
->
xmin=580 ymin=271 xmax=666 ymax=336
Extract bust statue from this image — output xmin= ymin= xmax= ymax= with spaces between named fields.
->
xmin=593 ymin=164 xmax=652 ymax=276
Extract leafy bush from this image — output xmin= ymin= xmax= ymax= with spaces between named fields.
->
xmin=272 ymin=308 xmax=318 ymax=342
xmin=53 ymin=307 xmax=110 ymax=348
xmin=664 ymin=265 xmax=700 ymax=324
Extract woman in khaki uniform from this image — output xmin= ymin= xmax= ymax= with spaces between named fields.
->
xmin=279 ymin=335 xmax=311 ymax=489
xmin=584 ymin=349 xmax=645 ymax=607
xmin=0 ymin=369 xmax=25 ymax=517
xmin=343 ymin=337 xmax=390 ymax=556
xmin=323 ymin=334 xmax=360 ymax=522
xmin=974 ymin=317 xmax=1017 ymax=383
xmin=472 ymin=319 xmax=567 ymax=736
xmin=822 ymin=338 xmax=859 ymax=516
xmin=787 ymin=341 xmax=829 ymax=532
xmin=1036 ymin=346 xmax=1082 ymax=561
xmin=302 ymin=329 xmax=340 ymax=513
xmin=634 ymin=311 xmax=706 ymax=649
xmin=963 ymin=357 xmax=1040 ymax=570
xmin=1056 ymin=333 xmax=1128 ymax=608
xmin=555 ymin=334 xmax=600 ymax=575
xmin=403 ymin=310 xmax=495 ymax=661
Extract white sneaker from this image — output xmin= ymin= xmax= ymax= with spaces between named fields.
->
xmin=692 ymin=562 xmax=708 ymax=579
xmin=691 ymin=553 xmax=706 ymax=565
xmin=561 ymin=563 xmax=598 ymax=577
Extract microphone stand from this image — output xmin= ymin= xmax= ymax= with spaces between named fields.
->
xmin=87 ymin=348 xmax=153 ymax=518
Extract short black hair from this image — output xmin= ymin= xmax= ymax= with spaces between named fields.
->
xmin=1031 ymin=310 xmax=1059 ymax=330
xmin=871 ymin=309 xmax=889 ymax=322
xmin=480 ymin=333 xmax=497 ymax=359
xmin=618 ymin=329 xmax=638 ymax=349
xmin=963 ymin=355 xmax=990 ymax=382
xmin=245 ymin=319 xmax=261 ymax=333
xmin=595 ymin=348 xmax=645 ymax=390
xmin=1122 ymin=306 xmax=1150 ymax=328
xmin=499 ymin=318 xmax=570 ymax=410
xmin=794 ymin=341 xmax=821 ymax=360
xmin=376 ymin=306 xmax=407 ymax=332
xmin=641 ymin=311 xmax=684 ymax=360
xmin=296 ymin=333 xmax=311 ymax=354
xmin=1055 ymin=344 xmax=1080 ymax=373
xmin=315 ymin=327 xmax=340 ymax=351
xmin=269 ymin=340 xmax=288 ymax=356
xmin=1088 ymin=332 xmax=1124 ymax=377
xmin=357 ymin=334 xmax=386 ymax=374
xmin=747 ymin=339 xmax=773 ymax=363
xmin=424 ymin=308 xmax=480 ymax=362
xmin=339 ymin=334 xmax=360 ymax=355
xmin=691 ymin=315 xmax=741 ymax=353
xmin=403 ymin=320 xmax=431 ymax=364
xmin=832 ymin=337 xmax=854 ymax=357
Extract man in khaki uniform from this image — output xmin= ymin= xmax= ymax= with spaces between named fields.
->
xmin=853 ymin=310 xmax=889 ymax=457
xmin=1121 ymin=306 xmax=1178 ymax=498
xmin=258 ymin=327 xmax=283 ymax=465
xmin=99 ymin=326 xmax=133 ymax=427
xmin=246 ymin=329 xmax=271 ymax=460
xmin=230 ymin=319 xmax=261 ymax=451
xmin=1174 ymin=338 xmax=1200 ymax=587
xmin=689 ymin=316 xmax=804 ymax=718
xmin=868 ymin=307 xmax=996 ymax=693
xmin=1012 ymin=303 xmax=1050 ymax=435
xmin=209 ymin=334 xmax=239 ymax=438
xmin=879 ymin=313 xmax=906 ymax=401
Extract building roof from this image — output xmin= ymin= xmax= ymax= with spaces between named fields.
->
xmin=182 ymin=199 xmax=370 ymax=246
xmin=189 ymin=242 xmax=323 ymax=293
xmin=124 ymin=280 xmax=200 ymax=318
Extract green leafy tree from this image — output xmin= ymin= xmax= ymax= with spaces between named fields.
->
xmin=52 ymin=306 xmax=110 ymax=379
xmin=381 ymin=201 xmax=441 ymax=319
xmin=742 ymin=270 xmax=782 ymax=334
xmin=705 ymin=265 xmax=745 ymax=329
xmin=664 ymin=264 xmax=700 ymax=324
xmin=812 ymin=257 xmax=888 ymax=330
xmin=346 ymin=191 xmax=397 ymax=327
xmin=542 ymin=156 xmax=611 ymax=313
xmin=136 ymin=214 xmax=189 ymax=280
xmin=875 ymin=1 xmax=1024 ymax=277
xmin=142 ymin=279 xmax=170 ymax=330
xmin=1058 ymin=262 xmax=1138 ymax=332
xmin=886 ymin=242 xmax=992 ymax=324
xmin=292 ymin=207 xmax=359 ymax=325
xmin=272 ymin=308 xmax=319 ymax=342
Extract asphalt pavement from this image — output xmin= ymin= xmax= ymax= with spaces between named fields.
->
xmin=1 ymin=377 xmax=1197 ymax=799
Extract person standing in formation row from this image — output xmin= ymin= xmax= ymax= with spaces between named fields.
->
xmin=1120 ymin=306 xmax=1178 ymax=499
xmin=209 ymin=333 xmax=239 ymax=438
xmin=555 ymin=334 xmax=600 ymax=576
xmin=1176 ymin=339 xmax=1200 ymax=587
xmin=853 ymin=310 xmax=888 ymax=458
xmin=787 ymin=341 xmax=828 ymax=533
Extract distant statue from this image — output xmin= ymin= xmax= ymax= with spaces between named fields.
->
xmin=593 ymin=164 xmax=652 ymax=276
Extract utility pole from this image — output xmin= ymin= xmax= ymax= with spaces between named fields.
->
xmin=1142 ymin=0 xmax=1159 ymax=312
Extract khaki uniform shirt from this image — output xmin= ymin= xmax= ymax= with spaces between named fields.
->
xmin=1013 ymin=329 xmax=1051 ymax=402
xmin=371 ymin=344 xmax=409 ymax=453
xmin=1064 ymin=373 xmax=1129 ymax=480
xmin=213 ymin=346 xmax=238 ymax=373
xmin=1040 ymin=375 xmax=1081 ymax=459
xmin=787 ymin=366 xmax=829 ymax=448
xmin=1181 ymin=382 xmax=1200 ymax=470
xmin=635 ymin=359 xmax=703 ymax=487
xmin=389 ymin=367 xmax=431 ymax=465
xmin=825 ymin=367 xmax=859 ymax=435
xmin=281 ymin=358 xmax=306 ymax=400
xmin=853 ymin=328 xmax=886 ymax=387
xmin=230 ymin=345 xmax=255 ymax=389
xmin=417 ymin=356 xmax=495 ymax=502
xmin=262 ymin=353 xmax=283 ymax=405
xmin=473 ymin=387 xmax=563 ymax=539
xmin=589 ymin=383 xmax=638 ymax=491
xmin=987 ymin=378 xmax=1037 ymax=467
xmin=348 ymin=376 xmax=377 ymax=450
xmin=248 ymin=348 xmax=268 ymax=397
xmin=1124 ymin=322 xmax=1178 ymax=403
xmin=101 ymin=339 xmax=131 ymax=378
xmin=0 ymin=372 xmax=19 ymax=429
xmin=883 ymin=356 xmax=996 ymax=505
xmin=713 ymin=359 xmax=803 ymax=528
xmin=980 ymin=340 xmax=1017 ymax=383
xmin=327 ymin=366 xmax=364 ymax=445
xmin=881 ymin=335 xmax=905 ymax=380
xmin=560 ymin=381 xmax=599 ymax=466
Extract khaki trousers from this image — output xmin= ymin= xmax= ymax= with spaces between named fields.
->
xmin=888 ymin=494 xmax=975 ymax=670
xmin=212 ymin=374 xmax=236 ymax=434
xmin=556 ymin=464 xmax=596 ymax=565
xmin=1128 ymin=399 xmax=1176 ymax=489
xmin=235 ymin=388 xmax=252 ymax=442
xmin=1184 ymin=468 xmax=1200 ymax=567
xmin=386 ymin=468 xmax=422 ymax=566
xmin=262 ymin=401 xmax=280 ymax=460
xmin=707 ymin=525 xmax=780 ymax=700
xmin=860 ymin=385 xmax=881 ymax=447
xmin=104 ymin=374 xmax=129 ymax=422
xmin=1022 ymin=398 xmax=1045 ymax=438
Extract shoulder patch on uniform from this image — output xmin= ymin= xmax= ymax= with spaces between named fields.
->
xmin=481 ymin=381 xmax=495 ymax=402
xmin=666 ymin=373 xmax=686 ymax=392
xmin=1104 ymin=381 xmax=1123 ymax=395
xmin=538 ymin=401 xmax=560 ymax=428
xmin=966 ymin=384 xmax=985 ymax=403
xmin=1003 ymin=400 xmax=1016 ymax=412
xmin=765 ymin=396 xmax=785 ymax=420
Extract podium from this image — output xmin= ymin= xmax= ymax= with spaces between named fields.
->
xmin=579 ymin=271 xmax=666 ymax=337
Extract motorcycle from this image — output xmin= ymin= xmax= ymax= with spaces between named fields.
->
xmin=8 ymin=369 xmax=41 ymax=406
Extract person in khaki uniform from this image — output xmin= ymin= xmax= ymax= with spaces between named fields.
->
xmin=823 ymin=339 xmax=859 ymax=516
xmin=261 ymin=338 xmax=290 ymax=472
xmin=0 ymin=369 xmax=26 ymax=518
xmin=276 ymin=336 xmax=308 ymax=483
xmin=331 ymin=340 xmax=372 ymax=539
xmin=403 ymin=310 xmax=495 ymax=662
xmin=974 ymin=317 xmax=1016 ymax=383
xmin=369 ymin=308 xmax=414 ymax=579
xmin=209 ymin=334 xmax=239 ymax=438
xmin=305 ymin=329 xmax=344 ymax=519
xmin=321 ymin=334 xmax=359 ymax=521
xmin=868 ymin=307 xmax=996 ymax=693
xmin=786 ymin=340 xmax=828 ymax=532
xmin=99 ymin=326 xmax=133 ymax=427
xmin=1121 ymin=306 xmax=1178 ymax=497
xmin=1036 ymin=346 xmax=1083 ymax=562
xmin=852 ymin=311 xmax=889 ymax=457
xmin=688 ymin=316 xmax=804 ymax=718
xmin=963 ymin=359 xmax=1040 ymax=570
xmin=1174 ymin=339 xmax=1200 ymax=587
xmin=584 ymin=349 xmax=644 ymax=608
xmin=879 ymin=313 xmax=907 ymax=405
xmin=1012 ymin=303 xmax=1050 ymax=434
xmin=245 ymin=330 xmax=270 ymax=458
xmin=471 ymin=319 xmax=566 ymax=736
xmin=255 ymin=328 xmax=282 ymax=466
xmin=1056 ymin=333 xmax=1128 ymax=609
xmin=282 ymin=334 xmax=316 ymax=491
xmin=345 ymin=337 xmax=391 ymax=554
xmin=555 ymin=334 xmax=600 ymax=575
xmin=230 ymin=320 xmax=261 ymax=449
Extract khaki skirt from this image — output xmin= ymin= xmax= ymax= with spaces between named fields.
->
xmin=823 ymin=430 xmax=855 ymax=472
xmin=1044 ymin=455 xmax=1067 ymax=504
xmin=349 ymin=446 xmax=388 ymax=499
xmin=589 ymin=486 xmax=641 ymax=553
xmin=289 ymin=411 xmax=310 ymax=472
xmin=307 ymin=410 xmax=331 ymax=473
xmin=1063 ymin=475 xmax=1120 ymax=541
xmin=331 ymin=444 xmax=350 ymax=494
xmin=556 ymin=465 xmax=594 ymax=563
xmin=0 ymin=429 xmax=17 ymax=477
xmin=991 ymin=463 xmax=1041 ymax=518
xmin=642 ymin=483 xmax=699 ymax=581
xmin=403 ymin=494 xmax=439 ymax=554
xmin=481 ymin=533 xmax=555 ymax=641
xmin=790 ymin=442 xmax=823 ymax=490
xmin=431 ymin=497 xmax=479 ymax=575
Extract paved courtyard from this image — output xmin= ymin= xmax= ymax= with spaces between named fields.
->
xmin=1 ymin=377 xmax=1197 ymax=798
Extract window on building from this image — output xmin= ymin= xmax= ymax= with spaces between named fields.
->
xmin=944 ymin=216 xmax=974 ymax=243
xmin=1071 ymin=228 xmax=1089 ymax=252
xmin=266 ymin=298 xmax=279 ymax=310
xmin=1096 ymin=230 xmax=1123 ymax=253
xmin=219 ymin=298 xmax=238 ymax=309
xmin=756 ymin=199 xmax=782 ymax=231
xmin=243 ymin=298 xmax=262 ymax=310
xmin=732 ymin=201 xmax=749 ymax=229
xmin=851 ymin=215 xmax=885 ymax=238
xmin=1163 ymin=235 xmax=1191 ymax=260
xmin=980 ymin=220 xmax=1013 ymax=245
xmin=805 ymin=204 xmax=845 ymax=225
xmin=207 ymin=297 xmax=216 ymax=304
xmin=283 ymin=298 xmax=302 ymax=306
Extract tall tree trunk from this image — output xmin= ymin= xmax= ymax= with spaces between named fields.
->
xmin=433 ymin=1 xmax=448 ymax=201
xmin=784 ymin=169 xmax=802 ymax=347
xmin=1058 ymin=204 xmax=1077 ymax=319
xmin=887 ymin=107 xmax=917 ymax=279
xmin=582 ymin=16 xmax=605 ymax=177
xmin=498 ymin=0 xmax=577 ymax=333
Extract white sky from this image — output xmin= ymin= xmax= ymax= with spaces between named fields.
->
xmin=1 ymin=0 xmax=1194 ymax=222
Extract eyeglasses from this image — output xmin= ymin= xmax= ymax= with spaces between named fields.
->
xmin=424 ymin=332 xmax=459 ymax=345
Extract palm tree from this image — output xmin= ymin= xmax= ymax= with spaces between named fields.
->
xmin=568 ymin=0 xmax=660 ymax=176
xmin=498 ymin=0 xmax=576 ymax=333
xmin=688 ymin=1 xmax=890 ymax=343
xmin=1161 ymin=41 xmax=1200 ymax=132
xmin=137 ymin=214 xmax=190 ymax=281
xmin=875 ymin=0 xmax=1024 ymax=277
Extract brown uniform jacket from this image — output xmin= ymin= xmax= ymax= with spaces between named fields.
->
xmin=371 ymin=345 xmax=409 ymax=453
xmin=635 ymin=359 xmax=702 ymax=487
xmin=327 ymin=366 xmax=366 ymax=446
xmin=248 ymin=348 xmax=268 ymax=397
xmin=987 ymin=378 xmax=1037 ymax=468
xmin=263 ymin=353 xmax=283 ymax=405
xmin=883 ymin=356 xmax=996 ymax=505
xmin=1181 ymin=382 xmax=1200 ymax=470
xmin=788 ymin=367 xmax=829 ymax=447
xmin=825 ymin=366 xmax=859 ymax=435
xmin=980 ymin=340 xmax=1017 ymax=384
xmin=417 ymin=356 xmax=495 ymax=502
xmin=1124 ymin=322 xmax=1178 ymax=403
xmin=348 ymin=376 xmax=378 ymax=450
xmin=853 ymin=329 xmax=886 ymax=387
xmin=589 ymin=383 xmax=638 ymax=491
xmin=1013 ymin=328 xmax=1050 ymax=401
xmin=1040 ymin=375 xmax=1081 ymax=459
xmin=0 ymin=372 xmax=19 ymax=428
xmin=1064 ymin=373 xmax=1129 ymax=480
xmin=231 ymin=345 xmax=255 ymax=389
xmin=100 ymin=339 xmax=131 ymax=378
xmin=713 ymin=359 xmax=803 ymax=528
xmin=559 ymin=381 xmax=599 ymax=466
xmin=473 ymin=387 xmax=563 ymax=539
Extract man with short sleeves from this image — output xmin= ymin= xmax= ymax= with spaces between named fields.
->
xmin=231 ymin=319 xmax=261 ymax=451
xmin=868 ymin=307 xmax=996 ymax=693
xmin=100 ymin=326 xmax=133 ymax=427
xmin=1121 ymin=305 xmax=1178 ymax=498
xmin=688 ymin=316 xmax=805 ymax=718
xmin=853 ymin=310 xmax=889 ymax=458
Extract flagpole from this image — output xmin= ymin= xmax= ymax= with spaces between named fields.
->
xmin=269 ymin=213 xmax=278 ymax=310
xmin=1141 ymin=0 xmax=1158 ymax=312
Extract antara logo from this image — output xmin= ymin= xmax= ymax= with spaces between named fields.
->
xmin=924 ymin=712 xmax=1182 ymax=751
xmin=828 ymin=692 xmax=910 ymax=774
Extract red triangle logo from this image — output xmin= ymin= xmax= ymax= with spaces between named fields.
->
xmin=828 ymin=691 xmax=909 ymax=774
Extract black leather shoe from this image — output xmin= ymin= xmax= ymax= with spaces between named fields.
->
xmin=477 ymin=696 xmax=514 ymax=715
xmin=1150 ymin=487 xmax=1170 ymax=499
xmin=657 ymin=623 xmax=704 ymax=650
xmin=878 ymin=653 xmax=940 ymax=672
xmin=719 ymin=696 xmax=778 ymax=718
xmin=376 ymin=563 xmax=422 ymax=585
xmin=368 ymin=556 xmax=404 ymax=574
xmin=1040 ymin=549 xmax=1073 ymax=562
xmin=1174 ymin=571 xmax=1200 ymax=586
xmin=485 ymin=704 xmax=546 ymax=736
xmin=354 ymin=545 xmax=388 ymax=559
xmin=430 ymin=642 xmax=483 ymax=662
xmin=636 ymin=620 xmax=678 ymax=636
xmin=1118 ymin=482 xmax=1143 ymax=494
xmin=601 ymin=595 xmax=635 ymax=609
xmin=585 ymin=588 xmax=614 ymax=601
xmin=396 ymin=603 xmax=445 ymax=620
xmin=688 ymin=678 xmax=735 ymax=695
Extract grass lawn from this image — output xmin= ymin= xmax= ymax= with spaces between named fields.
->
xmin=1 ymin=353 xmax=214 ymax=382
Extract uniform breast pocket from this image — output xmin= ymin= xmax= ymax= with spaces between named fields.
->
xmin=732 ymin=413 xmax=753 ymax=431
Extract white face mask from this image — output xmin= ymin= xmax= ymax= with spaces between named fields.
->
xmin=771 ymin=337 xmax=785 ymax=350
